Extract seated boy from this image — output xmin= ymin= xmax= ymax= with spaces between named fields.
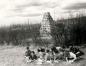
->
xmin=25 ymin=47 xmax=31 ymax=62
xmin=66 ymin=51 xmax=76 ymax=63
xmin=30 ymin=51 xmax=37 ymax=61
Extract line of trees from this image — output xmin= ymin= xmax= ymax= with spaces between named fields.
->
xmin=0 ymin=13 xmax=86 ymax=47
xmin=0 ymin=23 xmax=40 ymax=45
xmin=51 ymin=13 xmax=86 ymax=47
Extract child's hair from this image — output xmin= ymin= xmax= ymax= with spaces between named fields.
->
xmin=41 ymin=48 xmax=45 ymax=52
xmin=31 ymin=51 xmax=35 ymax=54
xmin=38 ymin=48 xmax=41 ymax=52
xmin=26 ymin=47 xmax=29 ymax=50
xmin=46 ymin=49 xmax=50 ymax=53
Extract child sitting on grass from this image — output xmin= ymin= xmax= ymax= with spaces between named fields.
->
xmin=25 ymin=47 xmax=31 ymax=63
xmin=29 ymin=51 xmax=37 ymax=62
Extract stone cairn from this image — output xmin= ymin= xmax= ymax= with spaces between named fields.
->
xmin=40 ymin=12 xmax=54 ymax=46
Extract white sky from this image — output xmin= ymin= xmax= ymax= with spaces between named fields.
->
xmin=0 ymin=0 xmax=86 ymax=26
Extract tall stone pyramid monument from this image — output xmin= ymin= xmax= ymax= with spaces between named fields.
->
xmin=40 ymin=12 xmax=54 ymax=44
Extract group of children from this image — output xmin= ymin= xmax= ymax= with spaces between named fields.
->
xmin=25 ymin=47 xmax=37 ymax=62
xmin=24 ymin=46 xmax=84 ymax=64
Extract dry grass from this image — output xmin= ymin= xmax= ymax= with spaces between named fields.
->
xmin=0 ymin=46 xmax=86 ymax=66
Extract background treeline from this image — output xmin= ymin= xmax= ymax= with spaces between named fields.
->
xmin=0 ymin=23 xmax=40 ymax=45
xmin=52 ymin=14 xmax=86 ymax=47
xmin=0 ymin=13 xmax=86 ymax=47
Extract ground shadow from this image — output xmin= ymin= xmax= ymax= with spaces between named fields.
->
xmin=75 ymin=57 xmax=85 ymax=63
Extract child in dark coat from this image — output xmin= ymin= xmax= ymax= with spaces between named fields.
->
xmin=30 ymin=51 xmax=37 ymax=61
xmin=25 ymin=47 xmax=31 ymax=62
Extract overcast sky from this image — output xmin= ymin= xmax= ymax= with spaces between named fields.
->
xmin=0 ymin=0 xmax=86 ymax=26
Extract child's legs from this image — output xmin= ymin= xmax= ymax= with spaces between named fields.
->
xmin=25 ymin=56 xmax=30 ymax=62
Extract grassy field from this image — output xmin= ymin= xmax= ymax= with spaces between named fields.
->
xmin=0 ymin=46 xmax=86 ymax=66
